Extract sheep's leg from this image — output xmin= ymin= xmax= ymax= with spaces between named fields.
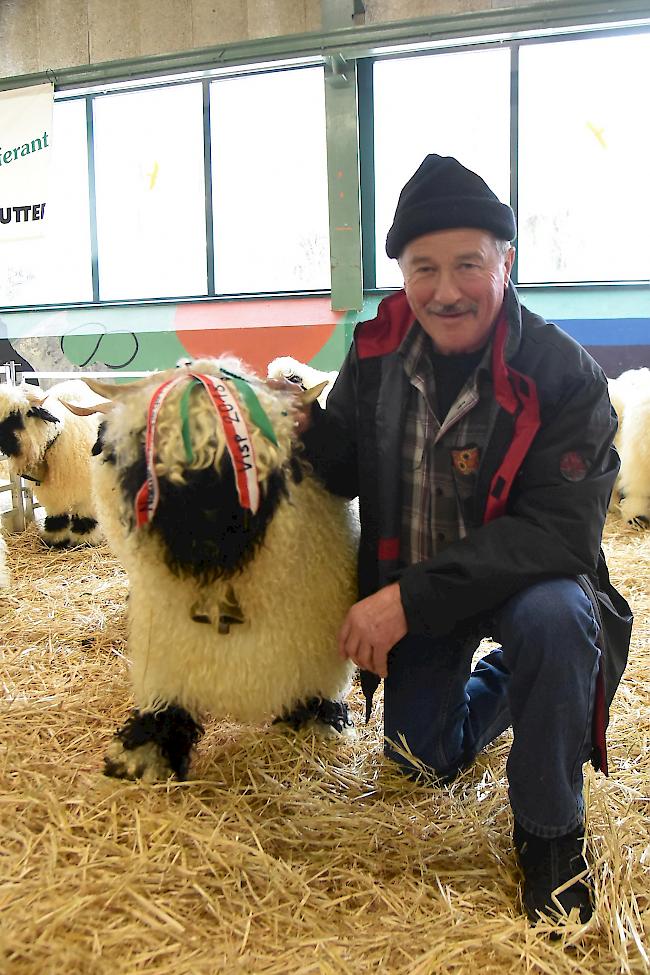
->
xmin=41 ymin=513 xmax=71 ymax=548
xmin=274 ymin=697 xmax=353 ymax=739
xmin=69 ymin=513 xmax=103 ymax=546
xmin=104 ymin=705 xmax=204 ymax=782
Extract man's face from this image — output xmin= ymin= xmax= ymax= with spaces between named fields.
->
xmin=399 ymin=228 xmax=515 ymax=355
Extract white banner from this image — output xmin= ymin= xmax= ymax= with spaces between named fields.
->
xmin=0 ymin=83 xmax=54 ymax=242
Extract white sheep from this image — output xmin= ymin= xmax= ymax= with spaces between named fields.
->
xmin=611 ymin=368 xmax=650 ymax=528
xmin=267 ymin=356 xmax=338 ymax=406
xmin=608 ymin=368 xmax=649 ymax=446
xmin=0 ymin=379 xmax=106 ymax=546
xmin=83 ymin=357 xmax=358 ymax=782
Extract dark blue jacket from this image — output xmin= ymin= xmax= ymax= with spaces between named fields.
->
xmin=303 ymin=285 xmax=632 ymax=772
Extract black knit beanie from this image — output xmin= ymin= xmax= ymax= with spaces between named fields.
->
xmin=385 ymin=154 xmax=516 ymax=259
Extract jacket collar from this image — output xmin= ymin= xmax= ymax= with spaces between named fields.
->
xmin=358 ymin=284 xmax=523 ymax=365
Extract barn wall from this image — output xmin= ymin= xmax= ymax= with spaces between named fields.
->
xmin=0 ymin=0 xmax=534 ymax=77
xmin=1 ymin=287 xmax=648 ymax=380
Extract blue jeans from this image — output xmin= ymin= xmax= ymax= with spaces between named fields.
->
xmin=384 ymin=578 xmax=601 ymax=838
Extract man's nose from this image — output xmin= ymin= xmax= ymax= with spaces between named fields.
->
xmin=432 ymin=270 xmax=462 ymax=305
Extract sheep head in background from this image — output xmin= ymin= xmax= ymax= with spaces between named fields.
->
xmin=86 ymin=356 xmax=358 ymax=782
xmin=0 ymin=379 xmax=106 ymax=546
xmin=267 ymin=356 xmax=338 ymax=407
xmin=607 ymin=368 xmax=650 ymax=528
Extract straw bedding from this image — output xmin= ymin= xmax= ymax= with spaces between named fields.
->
xmin=1 ymin=515 xmax=648 ymax=974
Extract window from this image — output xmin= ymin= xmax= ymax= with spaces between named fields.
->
xmin=3 ymin=19 xmax=649 ymax=310
xmin=92 ymin=83 xmax=208 ymax=300
xmin=518 ymin=32 xmax=650 ymax=283
xmin=0 ymin=98 xmax=92 ymax=306
xmin=210 ymin=67 xmax=330 ymax=294
xmin=372 ymin=48 xmax=511 ymax=289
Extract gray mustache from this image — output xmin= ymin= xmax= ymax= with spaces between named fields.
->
xmin=427 ymin=304 xmax=476 ymax=315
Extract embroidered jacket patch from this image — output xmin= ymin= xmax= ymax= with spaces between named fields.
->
xmin=451 ymin=444 xmax=480 ymax=475
xmin=560 ymin=450 xmax=588 ymax=481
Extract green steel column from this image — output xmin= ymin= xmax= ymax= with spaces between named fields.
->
xmin=322 ymin=0 xmax=363 ymax=311
xmin=324 ymin=54 xmax=363 ymax=311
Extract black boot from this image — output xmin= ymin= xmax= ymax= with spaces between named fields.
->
xmin=514 ymin=821 xmax=593 ymax=924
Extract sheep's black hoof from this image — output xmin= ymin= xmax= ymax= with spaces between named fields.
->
xmin=104 ymin=739 xmax=175 ymax=782
xmin=42 ymin=514 xmax=71 ymax=548
xmin=274 ymin=697 xmax=353 ymax=737
xmin=69 ymin=514 xmax=103 ymax=546
xmin=104 ymin=705 xmax=204 ymax=781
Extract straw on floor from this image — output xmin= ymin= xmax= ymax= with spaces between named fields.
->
xmin=1 ymin=514 xmax=648 ymax=975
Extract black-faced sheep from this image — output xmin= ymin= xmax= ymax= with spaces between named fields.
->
xmin=608 ymin=368 xmax=650 ymax=527
xmin=267 ymin=356 xmax=338 ymax=406
xmin=83 ymin=357 xmax=358 ymax=782
xmin=0 ymin=380 xmax=106 ymax=546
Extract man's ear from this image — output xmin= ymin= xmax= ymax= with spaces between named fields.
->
xmin=26 ymin=406 xmax=60 ymax=424
xmin=505 ymin=245 xmax=516 ymax=285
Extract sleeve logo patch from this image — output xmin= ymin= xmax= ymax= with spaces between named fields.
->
xmin=560 ymin=451 xmax=588 ymax=481
xmin=451 ymin=444 xmax=480 ymax=475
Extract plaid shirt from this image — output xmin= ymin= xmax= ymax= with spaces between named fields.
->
xmin=400 ymin=323 xmax=498 ymax=565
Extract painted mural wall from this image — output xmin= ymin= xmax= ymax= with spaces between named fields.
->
xmin=1 ymin=287 xmax=649 ymax=384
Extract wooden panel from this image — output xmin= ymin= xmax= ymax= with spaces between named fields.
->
xmin=364 ymin=0 xmax=492 ymax=22
xmin=247 ymin=0 xmax=306 ymax=40
xmin=87 ymin=0 xmax=140 ymax=62
xmin=37 ymin=0 xmax=89 ymax=70
xmin=305 ymin=0 xmax=322 ymax=32
xmin=0 ymin=0 xmax=41 ymax=76
xmin=191 ymin=0 xmax=249 ymax=46
xmin=91 ymin=0 xmax=193 ymax=61
xmin=137 ymin=0 xmax=192 ymax=57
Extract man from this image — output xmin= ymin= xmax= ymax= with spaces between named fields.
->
xmin=300 ymin=155 xmax=632 ymax=925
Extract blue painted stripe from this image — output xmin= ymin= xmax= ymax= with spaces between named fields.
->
xmin=556 ymin=318 xmax=650 ymax=346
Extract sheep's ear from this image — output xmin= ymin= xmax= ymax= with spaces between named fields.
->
xmin=23 ymin=387 xmax=45 ymax=407
xmin=26 ymin=406 xmax=60 ymax=424
xmin=300 ymin=381 xmax=328 ymax=405
xmin=60 ymin=399 xmax=113 ymax=416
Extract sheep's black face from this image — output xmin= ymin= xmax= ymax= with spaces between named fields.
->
xmin=0 ymin=411 xmax=25 ymax=457
xmin=118 ymin=445 xmax=290 ymax=583
xmin=92 ymin=421 xmax=116 ymax=464
xmin=26 ymin=406 xmax=60 ymax=425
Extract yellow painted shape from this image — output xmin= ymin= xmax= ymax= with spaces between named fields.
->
xmin=146 ymin=160 xmax=160 ymax=189
xmin=586 ymin=121 xmax=607 ymax=149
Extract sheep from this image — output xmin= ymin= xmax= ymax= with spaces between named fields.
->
xmin=610 ymin=368 xmax=650 ymax=528
xmin=0 ymin=379 xmax=106 ymax=547
xmin=267 ymin=356 xmax=338 ymax=407
xmin=608 ymin=368 xmax=649 ymax=447
xmin=82 ymin=357 xmax=358 ymax=782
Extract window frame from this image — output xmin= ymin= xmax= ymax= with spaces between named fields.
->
xmin=362 ymin=21 xmax=650 ymax=293
xmin=0 ymin=3 xmax=649 ymax=312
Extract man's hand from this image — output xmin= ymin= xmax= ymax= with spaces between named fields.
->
xmin=338 ymin=583 xmax=408 ymax=678
xmin=266 ymin=376 xmax=313 ymax=434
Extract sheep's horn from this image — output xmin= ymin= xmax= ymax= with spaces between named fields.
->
xmin=60 ymin=399 xmax=113 ymax=416
xmin=83 ymin=374 xmax=161 ymax=398
xmin=300 ymin=381 xmax=328 ymax=405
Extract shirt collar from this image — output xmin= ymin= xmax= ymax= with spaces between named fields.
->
xmin=399 ymin=318 xmax=494 ymax=382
